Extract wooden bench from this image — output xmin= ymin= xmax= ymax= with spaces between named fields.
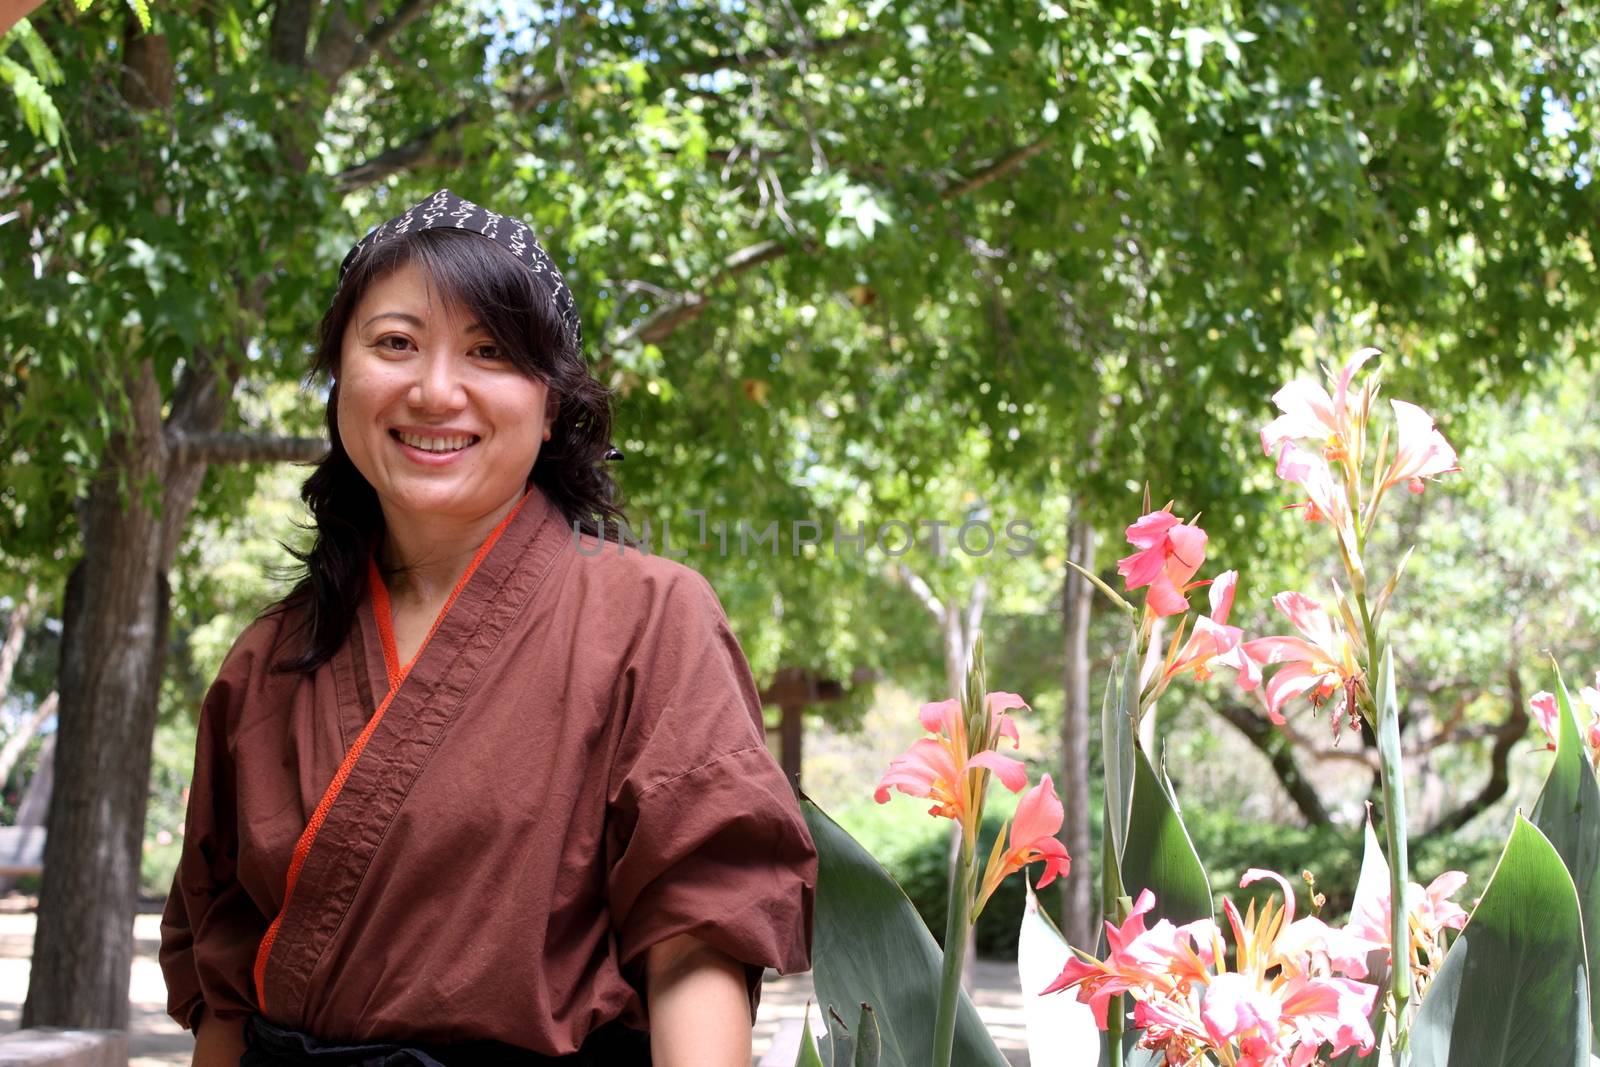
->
xmin=0 ymin=826 xmax=44 ymax=879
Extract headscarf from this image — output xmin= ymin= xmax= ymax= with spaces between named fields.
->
xmin=338 ymin=188 xmax=583 ymax=349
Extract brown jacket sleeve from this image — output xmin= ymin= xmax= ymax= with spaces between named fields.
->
xmin=158 ymin=622 xmax=274 ymax=1030
xmin=604 ymin=566 xmax=817 ymax=1022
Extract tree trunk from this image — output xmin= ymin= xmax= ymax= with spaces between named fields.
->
xmin=1057 ymin=510 xmax=1096 ymax=948
xmin=24 ymin=362 xmax=170 ymax=1027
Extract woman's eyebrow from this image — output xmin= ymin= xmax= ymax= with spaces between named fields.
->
xmin=361 ymin=311 xmax=489 ymax=333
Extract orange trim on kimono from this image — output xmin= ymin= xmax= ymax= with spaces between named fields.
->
xmin=252 ymin=490 xmax=533 ymax=1015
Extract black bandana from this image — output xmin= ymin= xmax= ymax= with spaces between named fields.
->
xmin=338 ymin=188 xmax=582 ymax=348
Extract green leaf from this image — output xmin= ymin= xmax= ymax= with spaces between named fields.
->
xmin=124 ymin=0 xmax=152 ymax=32
xmin=852 ymin=1003 xmax=881 ymax=1067
xmin=1411 ymin=815 xmax=1591 ymax=1066
xmin=800 ymin=798 xmax=1010 ymax=1067
xmin=1530 ymin=672 xmax=1600 ymax=1046
xmin=796 ymin=1009 xmax=826 ymax=1067
xmin=1118 ymin=746 xmax=1212 ymax=926
xmin=1103 ymin=628 xmax=1139 ymax=862
xmin=825 ymin=1006 xmax=857 ymax=1067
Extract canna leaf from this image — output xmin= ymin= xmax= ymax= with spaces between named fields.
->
xmin=1411 ymin=816 xmax=1590 ymax=1066
xmin=800 ymin=798 xmax=1010 ymax=1067
xmin=1530 ymin=671 xmax=1600 ymax=1047
xmin=1104 ymin=629 xmax=1139 ymax=863
xmin=795 ymin=1008 xmax=826 ymax=1067
xmin=1118 ymin=746 xmax=1212 ymax=927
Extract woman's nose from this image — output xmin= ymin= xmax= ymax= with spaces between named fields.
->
xmin=409 ymin=348 xmax=466 ymax=412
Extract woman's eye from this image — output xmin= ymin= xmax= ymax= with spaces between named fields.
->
xmin=473 ymin=345 xmax=504 ymax=360
xmin=376 ymin=335 xmax=412 ymax=352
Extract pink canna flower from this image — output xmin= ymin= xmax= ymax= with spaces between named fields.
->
xmin=1344 ymin=846 xmax=1469 ymax=993
xmin=874 ymin=692 xmax=1029 ymax=833
xmin=975 ymin=774 xmax=1072 ymax=914
xmin=1260 ymin=347 xmax=1378 ymax=463
xmin=1041 ymin=888 xmax=1217 ymax=1027
xmin=1531 ymin=675 xmax=1600 ymax=764
xmin=1159 ymin=570 xmax=1262 ymax=693
xmin=1240 ymin=592 xmax=1363 ymax=732
xmin=1380 ymin=400 xmax=1459 ymax=495
xmin=1273 ymin=442 xmax=1355 ymax=535
xmin=1584 ymin=676 xmax=1600 ymax=755
xmin=1530 ymin=691 xmax=1560 ymax=751
xmin=1117 ymin=510 xmax=1209 ymax=617
xmin=1049 ymin=876 xmax=1379 ymax=1066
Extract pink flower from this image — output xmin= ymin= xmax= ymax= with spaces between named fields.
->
xmin=1273 ymin=442 xmax=1355 ymax=534
xmin=1530 ymin=690 xmax=1560 ymax=751
xmin=1531 ymin=675 xmax=1600 ymax=763
xmin=1117 ymin=510 xmax=1208 ymax=617
xmin=1159 ymin=570 xmax=1262 ymax=692
xmin=1042 ymin=888 xmax=1217 ymax=1027
xmin=1240 ymin=593 xmax=1363 ymax=731
xmin=1344 ymin=847 xmax=1469 ymax=990
xmin=1380 ymin=400 xmax=1459 ymax=495
xmin=1260 ymin=347 xmax=1377 ymax=462
xmin=975 ymin=775 xmax=1072 ymax=914
xmin=874 ymin=692 xmax=1029 ymax=832
xmin=1049 ymin=876 xmax=1379 ymax=1065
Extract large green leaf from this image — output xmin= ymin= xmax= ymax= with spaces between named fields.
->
xmin=1411 ymin=815 xmax=1590 ymax=1066
xmin=1103 ymin=629 xmax=1140 ymax=862
xmin=1117 ymin=747 xmax=1213 ymax=926
xmin=1530 ymin=673 xmax=1600 ymax=1046
xmin=800 ymin=799 xmax=1010 ymax=1067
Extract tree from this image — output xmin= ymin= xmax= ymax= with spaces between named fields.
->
xmin=5 ymin=0 xmax=1600 ymax=1023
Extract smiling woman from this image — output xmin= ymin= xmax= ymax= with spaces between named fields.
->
xmin=156 ymin=190 xmax=817 ymax=1067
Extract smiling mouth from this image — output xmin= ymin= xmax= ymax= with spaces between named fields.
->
xmin=390 ymin=429 xmax=482 ymax=454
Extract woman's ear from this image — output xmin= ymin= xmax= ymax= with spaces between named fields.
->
xmin=543 ymin=394 xmax=561 ymax=440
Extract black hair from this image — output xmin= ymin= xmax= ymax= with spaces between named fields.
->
xmin=268 ymin=226 xmax=628 ymax=674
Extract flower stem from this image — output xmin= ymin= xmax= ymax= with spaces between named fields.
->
xmin=1101 ymin=828 xmax=1125 ymax=1067
xmin=932 ymin=830 xmax=975 ymax=1067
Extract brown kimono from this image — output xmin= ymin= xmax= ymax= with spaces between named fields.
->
xmin=159 ymin=485 xmax=816 ymax=1053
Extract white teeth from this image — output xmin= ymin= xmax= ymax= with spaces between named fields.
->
xmin=397 ymin=431 xmax=474 ymax=453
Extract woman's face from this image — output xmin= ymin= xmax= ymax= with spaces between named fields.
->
xmin=336 ymin=262 xmax=556 ymax=531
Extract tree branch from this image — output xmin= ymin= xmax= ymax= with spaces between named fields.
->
xmin=333 ymin=33 xmax=874 ymax=191
xmin=1417 ymin=661 xmax=1531 ymax=841
xmin=942 ymin=136 xmax=1053 ymax=201
xmin=1214 ymin=701 xmax=1333 ymax=827
xmin=600 ymin=239 xmax=787 ymax=357
xmin=894 ymin=563 xmax=947 ymax=627
xmin=165 ymin=432 xmax=326 ymax=466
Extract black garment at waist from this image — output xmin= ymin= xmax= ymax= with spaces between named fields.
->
xmin=241 ymin=1015 xmax=652 ymax=1067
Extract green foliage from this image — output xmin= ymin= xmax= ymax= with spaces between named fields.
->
xmin=1118 ymin=747 xmax=1212 ymax=927
xmin=1412 ymin=816 xmax=1591 ymax=1066
xmin=801 ymin=799 xmax=1009 ymax=1067
xmin=1530 ymin=673 xmax=1600 ymax=1045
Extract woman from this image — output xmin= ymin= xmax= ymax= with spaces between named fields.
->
xmin=158 ymin=189 xmax=817 ymax=1066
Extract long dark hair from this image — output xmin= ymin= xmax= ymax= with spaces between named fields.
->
xmin=269 ymin=226 xmax=628 ymax=674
